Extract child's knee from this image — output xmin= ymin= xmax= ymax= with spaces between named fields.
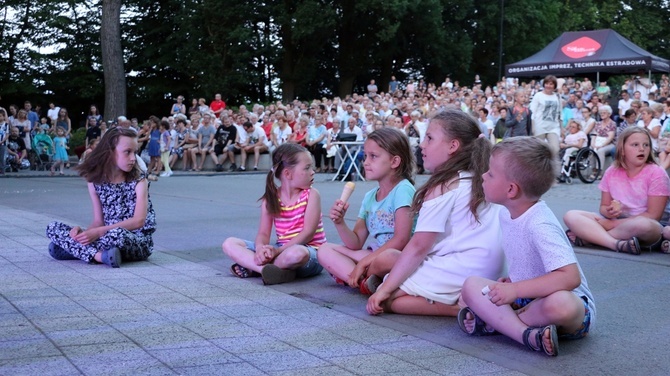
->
xmin=280 ymin=246 xmax=310 ymax=265
xmin=542 ymin=291 xmax=582 ymax=322
xmin=222 ymin=237 xmax=244 ymax=256
xmin=663 ymin=226 xmax=670 ymax=239
xmin=461 ymin=276 xmax=487 ymax=304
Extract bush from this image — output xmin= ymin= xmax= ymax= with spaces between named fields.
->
xmin=69 ymin=128 xmax=87 ymax=156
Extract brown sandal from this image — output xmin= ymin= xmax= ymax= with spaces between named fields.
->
xmin=615 ymin=237 xmax=641 ymax=255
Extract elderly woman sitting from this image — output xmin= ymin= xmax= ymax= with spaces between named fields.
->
xmin=558 ymin=119 xmax=588 ymax=183
xmin=592 ymin=104 xmax=616 ymax=177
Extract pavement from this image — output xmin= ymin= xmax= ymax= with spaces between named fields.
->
xmin=1 ymin=169 xmax=670 ymax=375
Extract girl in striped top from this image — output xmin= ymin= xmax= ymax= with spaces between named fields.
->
xmin=223 ymin=143 xmax=326 ymax=285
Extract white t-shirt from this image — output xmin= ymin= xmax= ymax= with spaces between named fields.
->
xmin=273 ymin=126 xmax=292 ymax=146
xmin=47 ymin=107 xmax=60 ymax=121
xmin=500 ymin=201 xmax=596 ymax=328
xmin=529 ymin=91 xmax=561 ymax=136
xmin=618 ymin=98 xmax=632 ymax=116
xmin=637 ymin=118 xmax=661 ymax=151
xmin=399 ymin=172 xmax=505 ymax=305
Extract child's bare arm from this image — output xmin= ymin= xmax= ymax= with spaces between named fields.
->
xmin=488 ymin=264 xmax=581 ymax=306
xmin=349 ymin=206 xmax=413 ymax=285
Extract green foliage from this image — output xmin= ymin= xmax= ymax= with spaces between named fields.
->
xmin=68 ymin=127 xmax=87 ymax=155
xmin=0 ymin=0 xmax=669 ymax=119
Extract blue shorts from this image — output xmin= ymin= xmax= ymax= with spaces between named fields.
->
xmin=243 ymin=240 xmax=322 ymax=278
xmin=511 ymin=295 xmax=591 ymax=339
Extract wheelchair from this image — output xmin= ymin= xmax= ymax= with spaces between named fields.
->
xmin=558 ymin=135 xmax=601 ymax=184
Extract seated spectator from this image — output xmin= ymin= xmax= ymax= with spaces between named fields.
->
xmin=592 ymin=105 xmax=616 ymax=174
xmin=6 ymin=126 xmax=27 ymax=172
xmin=190 ymin=112 xmax=216 ymax=171
xmin=306 ymin=115 xmax=327 ymax=172
xmin=637 ymin=107 xmax=661 ymax=152
xmin=238 ymin=121 xmax=267 ymax=171
xmin=558 ymin=120 xmax=587 ymax=182
xmin=289 ymin=116 xmax=308 ymax=147
xmin=210 ymin=116 xmax=238 ymax=171
xmin=270 ymin=115 xmax=292 ymax=153
xmin=565 ymin=127 xmax=670 ymax=255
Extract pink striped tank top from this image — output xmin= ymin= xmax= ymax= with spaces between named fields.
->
xmin=275 ymin=188 xmax=326 ymax=248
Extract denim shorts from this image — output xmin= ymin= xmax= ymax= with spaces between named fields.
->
xmin=243 ymin=240 xmax=322 ymax=278
xmin=512 ymin=295 xmax=591 ymax=339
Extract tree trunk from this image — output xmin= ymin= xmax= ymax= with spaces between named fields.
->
xmin=100 ymin=0 xmax=126 ymax=121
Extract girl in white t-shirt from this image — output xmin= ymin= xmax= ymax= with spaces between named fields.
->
xmin=367 ymin=110 xmax=505 ymax=317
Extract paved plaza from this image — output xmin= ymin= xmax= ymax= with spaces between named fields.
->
xmin=1 ymin=171 xmax=669 ymax=375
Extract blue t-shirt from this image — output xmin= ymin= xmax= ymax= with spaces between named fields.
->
xmin=307 ymin=124 xmax=328 ymax=145
xmin=357 ymin=179 xmax=416 ymax=249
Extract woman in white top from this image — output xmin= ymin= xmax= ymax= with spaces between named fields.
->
xmin=529 ymin=75 xmax=562 ymax=155
xmin=637 ymin=107 xmax=661 ymax=152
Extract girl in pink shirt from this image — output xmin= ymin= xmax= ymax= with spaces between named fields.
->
xmin=223 ymin=143 xmax=326 ymax=284
xmin=564 ymin=127 xmax=670 ymax=254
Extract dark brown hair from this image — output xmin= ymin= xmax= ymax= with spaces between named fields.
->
xmin=260 ymin=143 xmax=310 ymax=216
xmin=76 ymin=127 xmax=141 ymax=184
xmin=365 ymin=128 xmax=415 ymax=185
xmin=410 ymin=110 xmax=491 ymax=222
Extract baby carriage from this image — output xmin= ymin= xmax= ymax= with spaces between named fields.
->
xmin=30 ymin=135 xmax=54 ymax=171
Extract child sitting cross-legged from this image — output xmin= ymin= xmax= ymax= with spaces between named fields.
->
xmin=459 ymin=137 xmax=596 ymax=357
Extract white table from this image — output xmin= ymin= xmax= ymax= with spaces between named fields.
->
xmin=331 ymin=141 xmax=365 ymax=181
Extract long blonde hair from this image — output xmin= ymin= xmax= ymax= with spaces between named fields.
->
xmin=411 ymin=110 xmax=491 ymax=222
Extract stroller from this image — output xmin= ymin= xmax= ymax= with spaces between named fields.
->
xmin=30 ymin=134 xmax=54 ymax=171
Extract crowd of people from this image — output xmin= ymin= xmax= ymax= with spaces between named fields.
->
xmin=36 ymin=70 xmax=670 ymax=358
xmin=3 ymin=71 xmax=670 ymax=178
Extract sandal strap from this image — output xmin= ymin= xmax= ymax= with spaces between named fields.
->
xmin=616 ymin=238 xmax=641 ymax=255
xmin=522 ymin=327 xmax=540 ymax=352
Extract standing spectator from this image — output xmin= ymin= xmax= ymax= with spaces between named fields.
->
xmin=198 ymin=98 xmax=209 ymax=114
xmin=88 ymin=105 xmax=102 ymax=127
xmin=389 ymin=76 xmax=398 ymax=94
xmin=477 ymin=108 xmax=494 ymax=142
xmin=210 ymin=93 xmax=226 ymax=117
xmin=530 ymin=75 xmax=562 ymax=155
xmin=85 ymin=117 xmax=101 ymax=148
xmin=505 ymin=91 xmax=531 ymax=138
xmin=188 ymin=98 xmax=199 ymax=116
xmin=47 ymin=102 xmax=60 ymax=125
xmin=618 ymin=91 xmax=632 ymax=118
xmin=170 ymin=95 xmax=186 ymax=116
xmin=628 ymin=70 xmax=653 ymax=102
xmin=367 ymin=79 xmax=378 ymax=98
xmin=7 ymin=104 xmax=18 ymax=124
xmin=54 ymin=108 xmax=72 ymax=136
xmin=12 ymin=109 xmax=32 ymax=151
xmin=24 ymin=101 xmax=39 ymax=130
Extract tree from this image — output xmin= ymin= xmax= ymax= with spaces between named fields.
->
xmin=101 ymin=0 xmax=125 ymax=121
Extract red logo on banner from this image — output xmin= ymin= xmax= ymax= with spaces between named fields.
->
xmin=561 ymin=37 xmax=601 ymax=59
